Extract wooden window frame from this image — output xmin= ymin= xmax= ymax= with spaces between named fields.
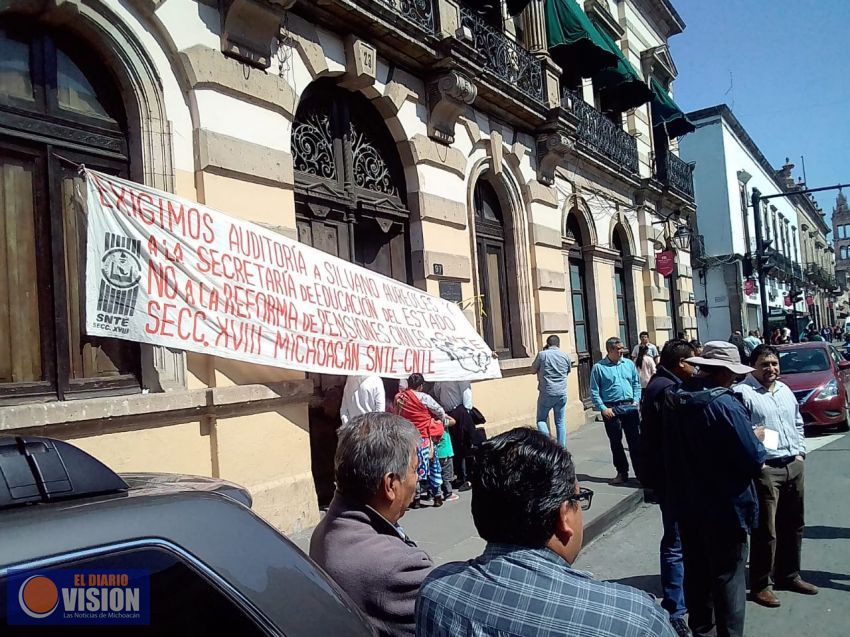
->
xmin=0 ymin=25 xmax=139 ymax=402
xmin=473 ymin=179 xmax=514 ymax=358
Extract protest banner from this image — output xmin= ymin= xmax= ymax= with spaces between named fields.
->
xmin=84 ymin=170 xmax=501 ymax=381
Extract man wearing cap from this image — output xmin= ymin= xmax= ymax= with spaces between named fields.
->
xmin=662 ymin=341 xmax=766 ymax=637
xmin=733 ymin=344 xmax=817 ymax=608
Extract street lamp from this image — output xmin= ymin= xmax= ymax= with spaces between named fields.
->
xmin=671 ymin=224 xmax=692 ymax=251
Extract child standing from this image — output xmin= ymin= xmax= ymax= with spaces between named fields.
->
xmin=435 ymin=421 xmax=459 ymax=502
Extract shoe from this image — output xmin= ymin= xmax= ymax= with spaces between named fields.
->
xmin=750 ymin=588 xmax=781 ymax=608
xmin=432 ymin=495 xmax=444 ymax=508
xmin=776 ymin=577 xmax=819 ymax=595
xmin=643 ymin=489 xmax=659 ymax=504
xmin=610 ymin=472 xmax=628 ymax=485
xmin=410 ymin=498 xmax=422 ymax=510
xmin=457 ymin=481 xmax=472 ymax=492
xmin=670 ymin=617 xmax=692 ymax=637
xmin=445 ymin=493 xmax=460 ymax=502
xmin=419 ymin=493 xmax=432 ymax=502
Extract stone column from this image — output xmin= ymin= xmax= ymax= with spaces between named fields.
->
xmin=522 ymin=0 xmax=547 ymax=55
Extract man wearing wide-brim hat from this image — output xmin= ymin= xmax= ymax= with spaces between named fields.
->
xmin=661 ymin=341 xmax=767 ymax=637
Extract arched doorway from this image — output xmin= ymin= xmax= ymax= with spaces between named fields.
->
xmin=566 ymin=211 xmax=594 ymax=407
xmin=0 ymin=22 xmax=140 ymax=400
xmin=291 ymin=81 xmax=410 ymax=508
xmin=612 ymin=224 xmax=635 ymax=352
xmin=292 ymin=80 xmax=410 ymax=280
xmin=473 ymin=177 xmax=514 ymax=357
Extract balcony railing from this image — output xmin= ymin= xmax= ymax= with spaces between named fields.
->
xmin=372 ymin=0 xmax=436 ymax=33
xmin=563 ymin=90 xmax=639 ymax=175
xmin=458 ymin=5 xmax=545 ymax=104
xmin=665 ymin=153 xmax=694 ymax=198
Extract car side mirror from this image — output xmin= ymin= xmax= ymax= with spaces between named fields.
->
xmin=839 ymin=360 xmax=850 ymax=370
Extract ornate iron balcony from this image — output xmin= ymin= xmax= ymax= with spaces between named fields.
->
xmin=665 ymin=152 xmax=694 ymax=198
xmin=372 ymin=0 xmax=436 ymax=33
xmin=458 ymin=5 xmax=544 ymax=104
xmin=563 ymin=90 xmax=639 ymax=175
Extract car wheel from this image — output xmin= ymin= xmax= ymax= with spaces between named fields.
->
xmin=839 ymin=406 xmax=850 ymax=433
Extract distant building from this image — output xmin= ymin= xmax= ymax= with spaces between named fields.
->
xmin=680 ymin=106 xmax=834 ymax=338
xmin=832 ymin=193 xmax=850 ymax=319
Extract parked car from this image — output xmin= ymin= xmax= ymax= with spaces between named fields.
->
xmin=777 ymin=342 xmax=850 ymax=432
xmin=0 ymin=435 xmax=374 ymax=635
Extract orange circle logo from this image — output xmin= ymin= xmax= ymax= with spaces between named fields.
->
xmin=18 ymin=575 xmax=59 ymax=619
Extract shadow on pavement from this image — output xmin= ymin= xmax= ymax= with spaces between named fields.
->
xmin=799 ymin=569 xmax=850 ymax=592
xmin=803 ymin=525 xmax=850 ymax=540
xmin=609 ymin=574 xmax=662 ymax=597
xmin=576 ymin=473 xmax=641 ymax=488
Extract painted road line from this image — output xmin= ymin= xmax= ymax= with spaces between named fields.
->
xmin=806 ymin=433 xmax=845 ymax=453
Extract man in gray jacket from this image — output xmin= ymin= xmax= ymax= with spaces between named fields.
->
xmin=310 ymin=412 xmax=434 ymax=637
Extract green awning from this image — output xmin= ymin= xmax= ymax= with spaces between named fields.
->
xmin=650 ymin=78 xmax=695 ymax=138
xmin=593 ymin=28 xmax=652 ymax=112
xmin=545 ymin=0 xmax=618 ymax=83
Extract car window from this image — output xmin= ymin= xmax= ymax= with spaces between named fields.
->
xmin=0 ymin=545 xmax=270 ymax=634
xmin=830 ymin=347 xmax=844 ymax=367
xmin=779 ymin=349 xmax=830 ymax=374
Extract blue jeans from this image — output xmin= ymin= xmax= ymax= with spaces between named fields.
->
xmin=660 ymin=499 xmax=687 ymax=620
xmin=536 ymin=394 xmax=567 ymax=447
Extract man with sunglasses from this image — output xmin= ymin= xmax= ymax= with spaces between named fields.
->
xmin=416 ymin=428 xmax=676 ymax=637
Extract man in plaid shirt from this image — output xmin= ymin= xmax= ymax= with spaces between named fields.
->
xmin=415 ymin=428 xmax=676 ymax=637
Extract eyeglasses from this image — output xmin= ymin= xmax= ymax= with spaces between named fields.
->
xmin=567 ymin=487 xmax=594 ymax=511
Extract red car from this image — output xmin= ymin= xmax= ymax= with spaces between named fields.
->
xmin=777 ymin=342 xmax=850 ymax=431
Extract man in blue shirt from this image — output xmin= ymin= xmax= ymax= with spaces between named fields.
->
xmin=416 ymin=428 xmax=677 ymax=637
xmin=662 ymin=341 xmax=766 ymax=637
xmin=531 ymin=335 xmax=571 ymax=447
xmin=590 ymin=336 xmax=642 ymax=484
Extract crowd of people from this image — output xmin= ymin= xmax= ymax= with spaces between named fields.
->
xmin=308 ymin=328 xmax=819 ymax=637
xmin=339 ymin=372 xmax=484 ymax=510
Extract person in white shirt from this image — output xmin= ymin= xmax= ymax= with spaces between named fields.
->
xmin=631 ymin=331 xmax=660 ymax=364
xmin=340 ymin=375 xmax=386 ymax=426
xmin=733 ymin=343 xmax=817 ymax=609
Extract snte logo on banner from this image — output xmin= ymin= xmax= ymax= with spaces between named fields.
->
xmin=94 ymin=232 xmax=143 ymax=335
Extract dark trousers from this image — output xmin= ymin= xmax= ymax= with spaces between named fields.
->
xmin=439 ymin=456 xmax=454 ymax=496
xmin=603 ymin=408 xmax=641 ymax=478
xmin=660 ymin=499 xmax=686 ymax=620
xmin=750 ymin=458 xmax=805 ymax=592
xmin=680 ymin=524 xmax=748 ymax=637
xmin=447 ymin=406 xmax=476 ymax=483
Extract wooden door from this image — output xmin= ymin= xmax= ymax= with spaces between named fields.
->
xmin=570 ymin=259 xmax=593 ymax=406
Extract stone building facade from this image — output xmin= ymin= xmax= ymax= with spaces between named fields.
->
xmin=0 ymin=0 xmax=695 ymax=533
xmin=831 ymin=193 xmax=850 ymax=319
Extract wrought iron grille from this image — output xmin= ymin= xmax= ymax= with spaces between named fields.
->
xmin=372 ymin=0 xmax=435 ymax=33
xmin=563 ymin=90 xmax=639 ymax=175
xmin=292 ymin=109 xmax=336 ymax=180
xmin=458 ymin=5 xmax=544 ymax=103
xmin=666 ymin=152 xmax=695 ymax=198
xmin=350 ymin=122 xmax=399 ymax=197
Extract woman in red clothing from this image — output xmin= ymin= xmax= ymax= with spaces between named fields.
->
xmin=395 ymin=373 xmax=455 ymax=508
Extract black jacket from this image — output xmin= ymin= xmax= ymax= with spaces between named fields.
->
xmin=639 ymin=366 xmax=681 ymax=492
xmin=662 ymin=378 xmax=766 ymax=533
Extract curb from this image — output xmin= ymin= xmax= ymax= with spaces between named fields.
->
xmin=582 ymin=489 xmax=646 ymax=547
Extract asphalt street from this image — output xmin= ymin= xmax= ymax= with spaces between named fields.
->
xmin=577 ymin=432 xmax=850 ymax=636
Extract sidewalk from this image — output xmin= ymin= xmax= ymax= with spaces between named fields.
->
xmin=290 ymin=416 xmax=644 ymax=564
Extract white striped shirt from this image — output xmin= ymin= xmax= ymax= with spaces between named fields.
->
xmin=733 ymin=375 xmax=806 ymax=459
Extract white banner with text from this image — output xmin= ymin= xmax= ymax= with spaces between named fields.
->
xmin=84 ymin=170 xmax=501 ymax=381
